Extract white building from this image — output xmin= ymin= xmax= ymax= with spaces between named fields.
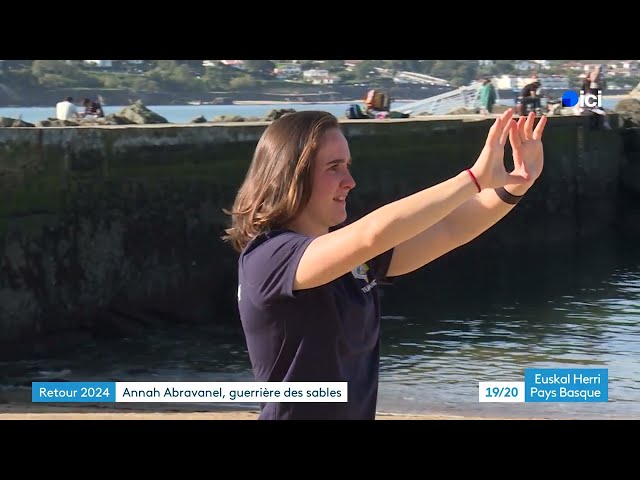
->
xmin=532 ymin=60 xmax=551 ymax=69
xmin=514 ymin=61 xmax=538 ymax=71
xmin=219 ymin=60 xmax=245 ymax=70
xmin=302 ymin=69 xmax=339 ymax=84
xmin=84 ymin=60 xmax=112 ymax=68
xmin=274 ymin=63 xmax=302 ymax=77
xmin=494 ymin=75 xmax=520 ymax=90
xmin=494 ymin=74 xmax=569 ymax=90
xmin=537 ymin=75 xmax=570 ymax=90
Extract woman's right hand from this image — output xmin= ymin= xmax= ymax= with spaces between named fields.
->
xmin=469 ymin=109 xmax=530 ymax=190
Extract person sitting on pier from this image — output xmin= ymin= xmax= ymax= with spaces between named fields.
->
xmin=80 ymin=98 xmax=105 ymax=118
xmin=518 ymin=80 xmax=542 ymax=116
xmin=364 ymin=89 xmax=391 ymax=118
xmin=55 ymin=96 xmax=79 ymax=120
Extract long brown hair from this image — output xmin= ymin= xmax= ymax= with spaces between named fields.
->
xmin=222 ymin=111 xmax=340 ymax=252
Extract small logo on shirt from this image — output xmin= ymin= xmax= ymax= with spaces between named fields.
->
xmin=351 ymin=263 xmax=369 ymax=281
xmin=351 ymin=263 xmax=377 ymax=293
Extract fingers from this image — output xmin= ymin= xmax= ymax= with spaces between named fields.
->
xmin=499 ymin=116 xmax=513 ymax=145
xmin=500 ymin=109 xmax=513 ymax=144
xmin=501 ymin=108 xmax=514 ymax=125
xmin=532 ymin=115 xmax=548 ymax=140
xmin=507 ymin=118 xmax=519 ymax=146
xmin=508 ymin=121 xmax=524 ymax=169
xmin=488 ymin=108 xmax=514 ymax=145
xmin=517 ymin=114 xmax=547 ymax=143
xmin=486 ymin=115 xmax=502 ymax=147
xmin=508 ymin=119 xmax=521 ymax=148
xmin=517 ymin=116 xmax=527 ymax=143
xmin=524 ymin=112 xmax=535 ymax=140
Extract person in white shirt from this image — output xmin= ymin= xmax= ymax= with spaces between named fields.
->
xmin=56 ymin=96 xmax=79 ymax=120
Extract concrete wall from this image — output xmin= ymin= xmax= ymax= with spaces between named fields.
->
xmin=0 ymin=115 xmax=636 ymax=348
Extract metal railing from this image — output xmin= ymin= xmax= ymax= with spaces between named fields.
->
xmin=393 ymin=83 xmax=483 ymax=116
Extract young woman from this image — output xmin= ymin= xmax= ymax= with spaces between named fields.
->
xmin=223 ymin=109 xmax=547 ymax=420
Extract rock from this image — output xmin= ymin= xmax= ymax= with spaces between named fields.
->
xmin=11 ymin=119 xmax=34 ymax=127
xmin=614 ymin=98 xmax=640 ymax=127
xmin=210 ymin=115 xmax=246 ymax=123
xmin=0 ymin=116 xmax=35 ymax=127
xmin=264 ymin=108 xmax=296 ymax=121
xmin=36 ymin=119 xmax=80 ymax=127
xmin=0 ymin=116 xmax=18 ymax=127
xmin=116 ymin=100 xmax=169 ymax=124
xmin=103 ymin=114 xmax=136 ymax=125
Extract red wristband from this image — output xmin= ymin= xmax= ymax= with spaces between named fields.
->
xmin=466 ymin=169 xmax=481 ymax=193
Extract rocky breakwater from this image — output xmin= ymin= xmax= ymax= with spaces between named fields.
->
xmin=0 ymin=101 xmax=169 ymax=128
xmin=1 ymin=108 xmax=638 ymax=357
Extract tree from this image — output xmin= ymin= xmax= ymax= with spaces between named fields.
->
xmin=32 ymin=60 xmax=80 ymax=78
xmin=229 ymin=75 xmax=259 ymax=90
xmin=494 ymin=61 xmax=517 ymax=75
xmin=243 ymin=60 xmax=276 ymax=74
xmin=323 ymin=60 xmax=346 ymax=72
xmin=353 ymin=61 xmax=378 ymax=80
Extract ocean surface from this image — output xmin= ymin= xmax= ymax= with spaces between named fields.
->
xmin=2 ymin=233 xmax=638 ymax=419
xmin=0 ymin=98 xmax=623 ymax=125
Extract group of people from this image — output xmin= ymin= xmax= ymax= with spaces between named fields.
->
xmin=55 ymin=96 xmax=104 ymax=121
xmin=477 ymin=76 xmax=542 ymax=116
xmin=478 ymin=70 xmax=609 ymax=129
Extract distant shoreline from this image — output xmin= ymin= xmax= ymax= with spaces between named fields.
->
xmin=1 ymin=95 xmax=634 ymax=110
xmin=222 ymin=94 xmax=638 ymax=106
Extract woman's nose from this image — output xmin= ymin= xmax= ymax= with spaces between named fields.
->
xmin=343 ymin=171 xmax=356 ymax=190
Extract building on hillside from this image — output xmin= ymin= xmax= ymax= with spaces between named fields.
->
xmin=274 ymin=63 xmax=302 ymax=77
xmin=219 ymin=60 xmax=245 ymax=70
xmin=84 ymin=60 xmax=113 ymax=68
xmin=302 ymin=69 xmax=340 ymax=84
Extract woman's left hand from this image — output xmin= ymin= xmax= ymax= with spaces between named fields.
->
xmin=506 ymin=112 xmax=548 ymax=195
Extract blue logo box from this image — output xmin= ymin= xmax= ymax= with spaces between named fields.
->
xmin=32 ymin=382 xmax=116 ymax=402
xmin=524 ymin=368 xmax=608 ymax=402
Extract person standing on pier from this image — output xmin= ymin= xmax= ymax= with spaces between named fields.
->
xmin=478 ymin=77 xmax=497 ymax=114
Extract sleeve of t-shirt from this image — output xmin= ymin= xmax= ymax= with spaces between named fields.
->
xmin=366 ymin=248 xmax=395 ymax=285
xmin=241 ymin=231 xmax=314 ymax=304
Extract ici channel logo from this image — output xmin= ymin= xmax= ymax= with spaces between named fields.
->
xmin=561 ymin=89 xmax=602 ymax=108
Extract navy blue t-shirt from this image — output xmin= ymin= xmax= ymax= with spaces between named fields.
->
xmin=237 ymin=229 xmax=394 ymax=420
